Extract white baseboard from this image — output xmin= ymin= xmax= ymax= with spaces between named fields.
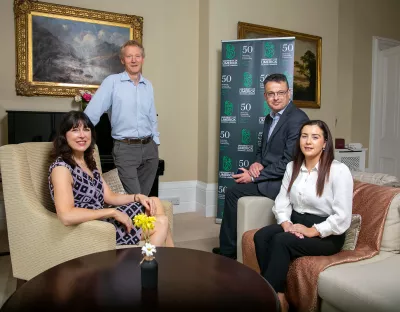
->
xmin=159 ymin=180 xmax=217 ymax=217
xmin=196 ymin=182 xmax=217 ymax=217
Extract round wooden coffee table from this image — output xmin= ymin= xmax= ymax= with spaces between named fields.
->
xmin=1 ymin=247 xmax=278 ymax=311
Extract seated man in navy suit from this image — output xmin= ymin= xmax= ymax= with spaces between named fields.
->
xmin=213 ymin=73 xmax=309 ymax=259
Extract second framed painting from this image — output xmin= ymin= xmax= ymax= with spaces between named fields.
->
xmin=238 ymin=22 xmax=322 ymax=108
xmin=14 ymin=0 xmax=143 ymax=97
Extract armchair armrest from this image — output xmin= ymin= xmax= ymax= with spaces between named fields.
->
xmin=237 ymin=196 xmax=275 ymax=263
xmin=8 ymin=199 xmax=116 ymax=280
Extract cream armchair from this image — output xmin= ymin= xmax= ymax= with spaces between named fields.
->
xmin=0 ymin=142 xmax=173 ymax=281
xmin=236 ymin=196 xmax=275 ymax=263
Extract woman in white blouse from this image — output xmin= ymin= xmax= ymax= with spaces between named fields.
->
xmin=253 ymin=120 xmax=353 ymax=312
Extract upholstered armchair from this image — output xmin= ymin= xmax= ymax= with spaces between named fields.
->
xmin=0 ymin=142 xmax=173 ymax=281
xmin=236 ymin=196 xmax=275 ymax=263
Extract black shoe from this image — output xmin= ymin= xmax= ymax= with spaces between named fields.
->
xmin=212 ymin=247 xmax=237 ymax=259
xmin=212 ymin=247 xmax=221 ymax=254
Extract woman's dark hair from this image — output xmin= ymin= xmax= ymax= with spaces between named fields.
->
xmin=51 ymin=111 xmax=97 ymax=171
xmin=287 ymin=120 xmax=334 ymax=197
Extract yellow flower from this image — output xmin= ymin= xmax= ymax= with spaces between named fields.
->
xmin=133 ymin=214 xmax=156 ymax=232
xmin=133 ymin=213 xmax=146 ymax=228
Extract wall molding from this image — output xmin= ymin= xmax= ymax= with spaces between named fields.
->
xmin=159 ymin=180 xmax=217 ymax=217
xmin=196 ymin=181 xmax=217 ymax=217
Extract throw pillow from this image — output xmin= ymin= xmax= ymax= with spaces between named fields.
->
xmin=341 ymin=214 xmax=362 ymax=251
xmin=351 ymin=171 xmax=399 ymax=186
xmin=102 ymin=168 xmax=126 ymax=194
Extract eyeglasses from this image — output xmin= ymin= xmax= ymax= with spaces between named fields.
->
xmin=265 ymin=90 xmax=289 ymax=99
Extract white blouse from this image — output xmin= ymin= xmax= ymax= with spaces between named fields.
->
xmin=272 ymin=160 xmax=353 ymax=238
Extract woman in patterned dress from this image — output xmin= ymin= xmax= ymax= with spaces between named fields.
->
xmin=49 ymin=111 xmax=174 ymax=247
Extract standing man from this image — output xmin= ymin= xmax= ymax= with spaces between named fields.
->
xmin=213 ymin=73 xmax=309 ymax=259
xmin=84 ymin=40 xmax=159 ymax=196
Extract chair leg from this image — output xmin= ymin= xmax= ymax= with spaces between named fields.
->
xmin=16 ymin=279 xmax=26 ymax=289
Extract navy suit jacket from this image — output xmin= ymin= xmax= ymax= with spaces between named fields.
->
xmin=254 ymin=101 xmax=309 ymax=200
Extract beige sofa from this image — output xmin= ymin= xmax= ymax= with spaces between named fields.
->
xmin=0 ymin=142 xmax=173 ymax=281
xmin=237 ymin=172 xmax=400 ymax=312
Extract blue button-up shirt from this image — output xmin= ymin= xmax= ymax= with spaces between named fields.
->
xmin=267 ymin=105 xmax=288 ymax=141
xmin=84 ymin=71 xmax=160 ymax=144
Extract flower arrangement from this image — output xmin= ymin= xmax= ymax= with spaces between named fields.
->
xmin=133 ymin=213 xmax=157 ymax=260
xmin=74 ymin=90 xmax=95 ymax=111
xmin=134 ymin=213 xmax=158 ymax=289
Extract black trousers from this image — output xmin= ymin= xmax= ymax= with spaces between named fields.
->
xmin=219 ymin=183 xmax=262 ymax=255
xmin=253 ymin=211 xmax=345 ymax=293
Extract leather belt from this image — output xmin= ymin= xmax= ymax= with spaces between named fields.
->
xmin=117 ymin=136 xmax=153 ymax=145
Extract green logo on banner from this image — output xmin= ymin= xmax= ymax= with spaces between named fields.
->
xmin=243 ymin=72 xmax=252 ymax=87
xmin=241 ymin=129 xmax=251 ymax=144
xmin=284 ymin=71 xmax=293 ymax=87
xmin=264 ymin=42 xmax=275 ymax=58
xmin=224 ymin=101 xmax=233 ymax=116
xmin=263 ymin=101 xmax=271 ymax=116
xmin=222 ymin=156 xmax=232 ymax=171
xmin=226 ymin=44 xmax=235 ymax=60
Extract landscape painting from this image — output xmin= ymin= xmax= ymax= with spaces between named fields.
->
xmin=14 ymin=0 xmax=143 ymax=97
xmin=238 ymin=22 xmax=321 ymax=108
xmin=32 ymin=14 xmax=129 ymax=85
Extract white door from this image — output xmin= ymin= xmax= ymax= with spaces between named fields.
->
xmin=370 ymin=38 xmax=400 ymax=178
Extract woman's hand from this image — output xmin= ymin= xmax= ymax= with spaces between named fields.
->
xmin=281 ymin=221 xmax=304 ymax=239
xmin=291 ymin=224 xmax=320 ymax=238
xmin=281 ymin=221 xmax=294 ymax=232
xmin=135 ymin=194 xmax=156 ymax=216
xmin=114 ymin=210 xmax=133 ymax=234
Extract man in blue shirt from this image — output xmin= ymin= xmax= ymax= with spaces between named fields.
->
xmin=84 ymin=40 xmax=159 ymax=196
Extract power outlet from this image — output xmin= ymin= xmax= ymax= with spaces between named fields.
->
xmin=162 ymin=197 xmax=180 ymax=205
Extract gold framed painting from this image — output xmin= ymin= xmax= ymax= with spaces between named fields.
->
xmin=14 ymin=0 xmax=143 ymax=97
xmin=238 ymin=22 xmax=321 ymax=108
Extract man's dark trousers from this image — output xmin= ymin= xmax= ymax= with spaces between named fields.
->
xmin=219 ymin=182 xmax=263 ymax=256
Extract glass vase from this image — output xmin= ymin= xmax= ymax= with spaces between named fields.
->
xmin=141 ymin=257 xmax=158 ymax=289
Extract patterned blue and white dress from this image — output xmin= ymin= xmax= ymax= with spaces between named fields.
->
xmin=49 ymin=157 xmax=144 ymax=245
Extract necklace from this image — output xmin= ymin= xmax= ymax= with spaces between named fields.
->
xmin=74 ymin=158 xmax=87 ymax=167
xmin=74 ymin=157 xmax=94 ymax=180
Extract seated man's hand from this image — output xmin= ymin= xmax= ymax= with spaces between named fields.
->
xmin=249 ymin=162 xmax=264 ymax=178
xmin=232 ymin=168 xmax=252 ymax=184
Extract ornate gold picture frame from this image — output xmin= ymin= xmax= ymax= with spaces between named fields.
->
xmin=14 ymin=0 xmax=143 ymax=97
xmin=238 ymin=22 xmax=321 ymax=108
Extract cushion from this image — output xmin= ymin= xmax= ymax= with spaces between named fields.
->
xmin=352 ymin=171 xmax=399 ymax=186
xmin=102 ymin=168 xmax=126 ymax=194
xmin=318 ymin=252 xmax=400 ymax=312
xmin=341 ymin=214 xmax=361 ymax=251
xmin=381 ymin=193 xmax=400 ymax=253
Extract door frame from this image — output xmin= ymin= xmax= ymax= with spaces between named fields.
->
xmin=369 ymin=36 xmax=400 ymax=173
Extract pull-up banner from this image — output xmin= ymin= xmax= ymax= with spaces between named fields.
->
xmin=217 ymin=37 xmax=295 ymax=223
